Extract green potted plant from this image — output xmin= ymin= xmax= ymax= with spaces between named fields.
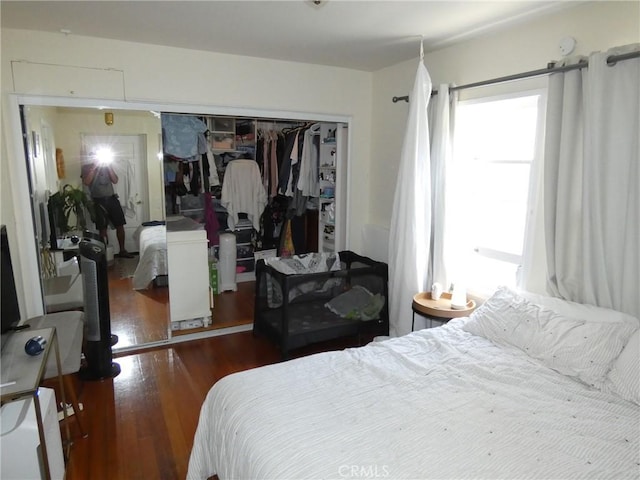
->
xmin=50 ymin=184 xmax=98 ymax=234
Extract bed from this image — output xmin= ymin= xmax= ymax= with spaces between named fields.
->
xmin=132 ymin=224 xmax=168 ymax=290
xmin=187 ymin=287 xmax=640 ymax=480
xmin=132 ymin=216 xmax=204 ymax=290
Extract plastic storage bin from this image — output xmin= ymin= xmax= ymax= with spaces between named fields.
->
xmin=218 ymin=232 xmax=237 ymax=292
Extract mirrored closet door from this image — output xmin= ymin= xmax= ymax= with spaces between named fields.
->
xmin=21 ymin=104 xmax=167 ymax=349
xmin=15 ymin=96 xmax=350 ymax=350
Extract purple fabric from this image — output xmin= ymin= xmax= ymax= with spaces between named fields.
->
xmin=204 ymin=192 xmax=220 ymax=247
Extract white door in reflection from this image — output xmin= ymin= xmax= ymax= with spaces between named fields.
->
xmin=81 ymin=134 xmax=149 ymax=253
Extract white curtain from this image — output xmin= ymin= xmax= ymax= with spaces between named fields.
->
xmin=519 ymin=94 xmax=548 ymax=295
xmin=542 ymin=44 xmax=640 ymax=319
xmin=427 ymin=85 xmax=455 ymax=292
xmin=388 ymin=52 xmax=433 ymax=336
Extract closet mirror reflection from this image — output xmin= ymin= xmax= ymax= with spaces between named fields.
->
xmin=150 ymin=113 xmax=349 ymax=337
xmin=22 ymin=103 xmax=168 ymax=349
xmin=19 ymin=97 xmax=350 ymax=350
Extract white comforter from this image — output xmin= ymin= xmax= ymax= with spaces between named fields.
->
xmin=132 ymin=225 xmax=167 ymax=290
xmin=187 ymin=318 xmax=640 ymax=480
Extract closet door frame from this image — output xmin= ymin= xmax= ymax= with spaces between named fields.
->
xmin=334 ymin=123 xmax=349 ymax=251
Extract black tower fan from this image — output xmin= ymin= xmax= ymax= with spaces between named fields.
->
xmin=79 ymin=238 xmax=120 ymax=379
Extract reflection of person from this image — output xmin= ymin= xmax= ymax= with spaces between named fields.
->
xmin=82 ymin=158 xmax=134 ymax=258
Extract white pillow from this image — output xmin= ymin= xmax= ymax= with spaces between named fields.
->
xmin=518 ymin=290 xmax=640 ymax=328
xmin=464 ymin=287 xmax=639 ymax=386
xmin=462 ymin=287 xmax=528 ymax=345
xmin=607 ymin=329 xmax=640 ymax=404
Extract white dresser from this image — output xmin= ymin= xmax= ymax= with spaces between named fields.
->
xmin=166 ymin=218 xmax=212 ymax=330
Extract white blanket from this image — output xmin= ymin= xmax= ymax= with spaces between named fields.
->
xmin=187 ymin=318 xmax=640 ymax=479
xmin=132 ymin=225 xmax=167 ymax=290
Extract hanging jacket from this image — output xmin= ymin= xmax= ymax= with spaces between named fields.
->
xmin=221 ymin=159 xmax=267 ymax=231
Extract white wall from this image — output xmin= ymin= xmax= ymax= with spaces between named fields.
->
xmin=52 ymin=108 xmax=164 ymax=221
xmin=1 ymin=28 xmax=372 ymax=318
xmin=2 ymin=1 xmax=637 ymax=317
xmin=369 ymin=1 xmax=640 ymax=232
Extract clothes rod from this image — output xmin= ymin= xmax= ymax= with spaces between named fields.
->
xmin=392 ymin=50 xmax=640 ymax=102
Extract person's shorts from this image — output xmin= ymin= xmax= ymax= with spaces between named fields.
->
xmin=93 ymin=195 xmax=126 ymax=229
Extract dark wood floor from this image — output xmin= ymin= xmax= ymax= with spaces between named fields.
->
xmin=108 ymin=268 xmax=170 ymax=348
xmin=62 ymin=283 xmax=368 ymax=479
xmin=108 ymin=259 xmax=254 ymax=347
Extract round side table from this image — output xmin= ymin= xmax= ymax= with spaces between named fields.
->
xmin=411 ymin=292 xmax=476 ymax=331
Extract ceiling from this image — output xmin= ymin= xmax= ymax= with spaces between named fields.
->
xmin=2 ymin=1 xmax=575 ymax=72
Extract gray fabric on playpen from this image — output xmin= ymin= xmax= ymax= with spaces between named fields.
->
xmin=325 ymin=285 xmax=385 ymax=320
xmin=264 ymin=252 xmax=342 ymax=307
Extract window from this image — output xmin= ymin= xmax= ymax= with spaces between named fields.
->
xmin=446 ymin=92 xmax=544 ymax=295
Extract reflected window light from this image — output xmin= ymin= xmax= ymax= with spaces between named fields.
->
xmin=95 ymin=147 xmax=114 ymax=165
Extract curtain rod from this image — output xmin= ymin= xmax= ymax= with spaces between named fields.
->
xmin=392 ymin=50 xmax=640 ymax=102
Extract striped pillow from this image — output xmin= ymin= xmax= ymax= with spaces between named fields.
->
xmin=518 ymin=290 xmax=640 ymax=328
xmin=465 ymin=288 xmax=638 ymax=386
xmin=607 ymin=329 xmax=640 ymax=404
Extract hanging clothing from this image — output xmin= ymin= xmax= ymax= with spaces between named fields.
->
xmin=270 ymin=131 xmax=281 ymax=198
xmin=261 ymin=194 xmax=288 ymax=249
xmin=120 ymin=159 xmax=137 ymax=218
xmin=221 ymin=159 xmax=267 ymax=231
xmin=284 ymin=131 xmax=301 ymax=197
xmin=203 ymin=192 xmax=220 ymax=247
xmin=297 ymin=123 xmax=320 ymax=197
xmin=188 ymin=161 xmax=201 ymax=196
xmin=204 ymin=141 xmax=220 ymax=188
xmin=279 ymin=219 xmax=295 ymax=257
xmin=290 ymin=215 xmax=308 ymax=253
xmin=259 ymin=128 xmax=282 ymax=198
xmin=277 ymin=130 xmax=298 ymax=195
xmin=260 ymin=131 xmax=269 ymax=191
xmin=161 ymin=114 xmax=208 ymax=159
xmin=286 ymin=128 xmax=309 ymax=216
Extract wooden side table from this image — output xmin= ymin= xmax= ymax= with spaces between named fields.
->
xmin=411 ymin=292 xmax=476 ymax=331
